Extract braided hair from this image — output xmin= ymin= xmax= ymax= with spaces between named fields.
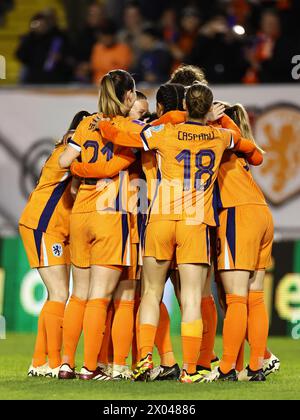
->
xmin=156 ymin=83 xmax=185 ymax=114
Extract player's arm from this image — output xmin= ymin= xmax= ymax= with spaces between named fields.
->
xmin=59 ymin=122 xmax=83 ymax=168
xmin=99 ymin=120 xmax=164 ymax=150
xmin=70 ymin=177 xmax=81 ymax=200
xmin=152 ymin=110 xmax=187 ymax=126
xmin=219 ymin=114 xmax=241 ymax=137
xmin=59 ymin=145 xmax=80 ymax=168
xmin=217 ymin=114 xmax=263 ymax=165
xmin=70 ymin=149 xmax=136 ymax=178
xmin=222 ymin=129 xmax=263 ymax=165
xmin=234 ymin=138 xmax=264 ymax=165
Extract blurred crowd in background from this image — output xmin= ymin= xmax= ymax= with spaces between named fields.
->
xmin=13 ymin=0 xmax=300 ymax=85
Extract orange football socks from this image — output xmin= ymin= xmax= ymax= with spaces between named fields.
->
xmin=98 ymin=303 xmax=114 ymax=366
xmin=155 ymin=302 xmax=176 ymax=367
xmin=62 ymin=295 xmax=87 ymax=368
xmin=83 ymin=298 xmax=109 ymax=371
xmin=236 ymin=340 xmax=246 ymax=372
xmin=220 ymin=294 xmax=247 ymax=374
xmin=43 ymin=301 xmax=65 ymax=369
xmin=182 ymin=319 xmax=203 ymax=374
xmin=248 ymin=291 xmax=269 ymax=371
xmin=139 ymin=324 xmax=157 ymax=359
xmin=131 ymin=296 xmax=141 ymax=369
xmin=32 ymin=305 xmax=47 ymax=367
xmin=264 ymin=348 xmax=272 ymax=360
xmin=198 ymin=296 xmax=218 ymax=369
xmin=112 ymin=299 xmax=135 ymax=365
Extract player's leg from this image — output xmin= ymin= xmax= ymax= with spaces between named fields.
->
xmin=197 ymin=269 xmax=218 ymax=374
xmin=178 ymin=263 xmax=208 ymax=382
xmin=174 ymin=222 xmax=210 ymax=383
xmin=221 ymin=271 xmax=249 ymax=373
xmin=239 ymin=206 xmax=275 ymax=381
xmin=80 ymin=265 xmax=121 ymax=380
xmin=133 ymin=220 xmax=175 ymax=380
xmin=204 ymin=270 xmax=250 ymax=383
xmin=131 ymin=280 xmax=141 ymax=370
xmin=35 ymin=264 xmax=69 ymax=378
xmin=238 ymin=270 xmax=269 ymax=381
xmin=59 ymin=265 xmax=90 ymax=379
xmin=151 ymin=301 xmax=180 ymax=381
xmin=249 ymin=270 xmax=269 ymax=369
xmin=204 ymin=207 xmax=250 ymax=382
xmin=20 ymin=226 xmax=69 ymax=378
xmin=111 ymin=278 xmax=136 ymax=379
xmin=97 ymin=302 xmax=114 ymax=374
xmin=133 ymin=257 xmax=171 ymax=380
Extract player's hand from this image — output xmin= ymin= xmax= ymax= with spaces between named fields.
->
xmin=90 ymin=114 xmax=111 ymax=131
xmin=207 ymin=103 xmax=225 ymax=122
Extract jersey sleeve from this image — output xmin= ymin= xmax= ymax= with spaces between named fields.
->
xmin=99 ymin=120 xmax=166 ymax=151
xmin=70 ymin=148 xmax=136 ymax=178
xmin=220 ymin=128 xmax=239 ymax=150
xmin=152 ymin=111 xmax=187 ymax=126
xmin=234 ymin=137 xmax=263 ymax=159
xmin=219 ymin=114 xmax=241 ymax=137
xmin=140 ymin=124 xmax=166 ymax=151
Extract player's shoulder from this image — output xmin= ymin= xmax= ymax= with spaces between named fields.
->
xmin=75 ymin=114 xmax=96 ymax=131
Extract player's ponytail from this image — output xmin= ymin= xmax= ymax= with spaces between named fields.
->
xmin=156 ymin=84 xmax=185 ymax=114
xmin=223 ymin=103 xmax=265 ymax=154
xmin=99 ymin=70 xmax=135 ymax=117
xmin=185 ymin=82 xmax=213 ymax=120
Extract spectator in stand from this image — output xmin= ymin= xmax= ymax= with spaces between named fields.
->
xmin=0 ymin=0 xmax=13 ymax=26
xmin=187 ymin=14 xmax=247 ymax=83
xmin=170 ymin=7 xmax=201 ymax=65
xmin=133 ymin=25 xmax=173 ymax=84
xmin=71 ymin=2 xmax=108 ymax=83
xmin=91 ymin=22 xmax=133 ymax=84
xmin=118 ymin=1 xmax=144 ymax=67
xmin=243 ymin=8 xmax=299 ymax=83
xmin=160 ymin=8 xmax=179 ymax=45
xmin=16 ymin=12 xmax=71 ymax=84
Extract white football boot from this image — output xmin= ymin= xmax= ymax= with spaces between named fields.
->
xmin=263 ymin=353 xmax=280 ymax=377
xmin=112 ymin=365 xmax=132 ymax=380
xmin=27 ymin=363 xmax=48 ymax=377
xmin=45 ymin=365 xmax=60 ymax=379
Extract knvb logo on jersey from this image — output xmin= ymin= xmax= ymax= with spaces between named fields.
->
xmin=0 ymin=55 xmax=6 ymax=80
xmin=253 ymin=104 xmax=300 ymax=205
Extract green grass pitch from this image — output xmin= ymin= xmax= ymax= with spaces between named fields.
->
xmin=0 ymin=334 xmax=299 ymax=400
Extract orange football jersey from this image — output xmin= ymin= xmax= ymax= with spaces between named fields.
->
xmin=216 ymin=152 xmax=267 ymax=208
xmin=212 ymin=119 xmax=267 ymax=208
xmin=69 ymin=115 xmax=143 ymax=214
xmin=19 ymin=144 xmax=73 ymax=240
xmin=99 ymin=120 xmax=238 ymax=226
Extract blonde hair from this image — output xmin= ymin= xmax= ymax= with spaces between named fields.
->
xmin=218 ymin=101 xmax=265 ymax=153
xmin=98 ymin=70 xmax=135 ymax=117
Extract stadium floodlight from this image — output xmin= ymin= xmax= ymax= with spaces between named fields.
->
xmin=233 ymin=25 xmax=246 ymax=36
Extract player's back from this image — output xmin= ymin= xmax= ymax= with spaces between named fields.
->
xmin=19 ymin=143 xmax=73 ymax=240
xmin=217 ymin=152 xmax=267 ymax=208
xmin=144 ymin=121 xmax=234 ymax=225
xmin=71 ymin=115 xmax=134 ymax=214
